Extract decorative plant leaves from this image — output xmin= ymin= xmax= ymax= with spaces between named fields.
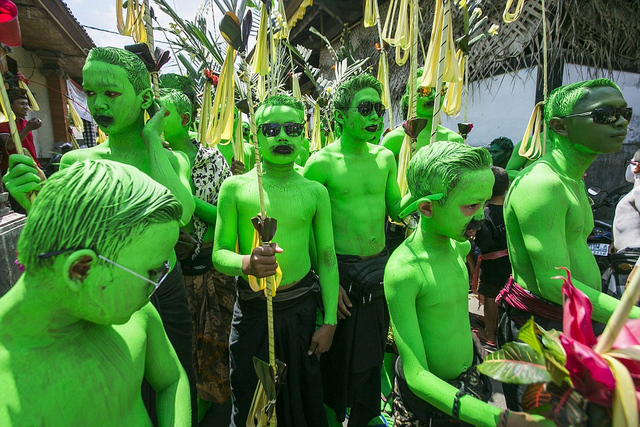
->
xmin=518 ymin=317 xmax=544 ymax=355
xmin=219 ymin=12 xmax=243 ymax=52
xmin=477 ymin=342 xmax=551 ymax=384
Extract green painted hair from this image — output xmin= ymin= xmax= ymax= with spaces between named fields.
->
xmin=160 ymin=88 xmax=192 ymax=125
xmin=407 ymin=141 xmax=492 ymax=202
xmin=489 ymin=136 xmax=514 ymax=152
xmin=332 ymin=74 xmax=382 ymax=112
xmin=18 ymin=160 xmax=182 ymax=270
xmin=255 ymin=95 xmax=305 ymax=124
xmin=159 ymin=73 xmax=195 ymax=100
xmin=544 ymin=79 xmax=620 ymax=126
xmin=86 ymin=47 xmax=150 ymax=94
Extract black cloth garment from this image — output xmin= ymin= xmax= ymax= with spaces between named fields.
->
xmin=321 ymin=249 xmax=390 ymax=426
xmin=393 ymin=341 xmax=491 ymax=427
xmin=229 ymin=272 xmax=328 ymax=427
xmin=475 ymin=204 xmax=511 ymax=298
xmin=142 ymin=262 xmax=198 ymax=427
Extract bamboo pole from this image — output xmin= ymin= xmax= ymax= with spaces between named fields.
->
xmin=430 ymin=0 xmax=450 ymax=144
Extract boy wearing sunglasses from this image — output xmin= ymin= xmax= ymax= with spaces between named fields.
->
xmin=212 ymin=95 xmax=339 ymax=426
xmin=381 ymin=67 xmax=464 ymax=164
xmin=500 ymin=79 xmax=640 ymax=408
xmin=0 ymin=160 xmax=190 ymax=425
xmin=303 ymin=74 xmax=408 ymax=426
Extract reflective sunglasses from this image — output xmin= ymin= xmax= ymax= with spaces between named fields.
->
xmin=563 ymin=107 xmax=632 ymax=125
xmin=346 ymin=101 xmax=385 ymax=117
xmin=258 ymin=122 xmax=305 ymax=138
xmin=38 ymin=248 xmax=171 ymax=298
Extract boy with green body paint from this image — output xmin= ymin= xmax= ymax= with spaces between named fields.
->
xmin=501 ymin=78 xmax=639 ymax=409
xmin=385 ymin=142 xmax=548 ymax=427
xmin=159 ymin=89 xmax=235 ymax=418
xmin=0 ymin=160 xmax=190 ymax=426
xmin=212 ymin=95 xmax=339 ymax=426
xmin=380 ymin=68 xmax=463 ymax=163
xmin=303 ymin=74 xmax=408 ymax=426
xmin=2 ymin=46 xmax=199 ymax=424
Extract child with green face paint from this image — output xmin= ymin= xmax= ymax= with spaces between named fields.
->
xmin=385 ymin=142 xmax=548 ymax=427
xmin=212 ymin=94 xmax=339 ymax=426
xmin=303 ymin=74 xmax=408 ymax=426
xmin=380 ymin=67 xmax=464 ymax=163
xmin=0 ymin=160 xmax=190 ymax=426
xmin=501 ymin=78 xmax=639 ymax=409
xmin=159 ymin=89 xmax=235 ymax=416
xmin=2 ymin=46 xmax=199 ymax=424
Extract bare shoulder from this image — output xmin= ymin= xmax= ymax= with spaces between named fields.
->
xmin=60 ymin=145 xmax=106 ymax=165
xmin=509 ymin=161 xmax=565 ymax=199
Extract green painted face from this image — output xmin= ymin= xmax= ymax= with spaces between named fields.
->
xmin=257 ymin=105 xmax=304 ymax=165
xmin=87 ymin=221 xmax=179 ymax=325
xmin=488 ymin=144 xmax=510 ymax=168
xmin=561 ymin=86 xmax=629 ymax=154
xmin=338 ymin=87 xmax=384 ymax=141
xmin=428 ymin=169 xmax=494 ymax=242
xmin=160 ymin=101 xmax=186 ymax=143
xmin=416 ymin=87 xmax=437 ymax=119
xmin=82 ymin=60 xmax=146 ymax=135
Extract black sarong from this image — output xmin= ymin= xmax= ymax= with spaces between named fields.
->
xmin=229 ymin=272 xmax=328 ymax=427
xmin=321 ymin=249 xmax=390 ymax=426
xmin=142 ymin=262 xmax=198 ymax=427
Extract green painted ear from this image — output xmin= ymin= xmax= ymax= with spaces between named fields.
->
xmin=63 ymin=250 xmax=97 ymax=291
xmin=417 ymin=200 xmax=434 ymax=218
xmin=140 ymin=88 xmax=154 ymax=110
xmin=181 ymin=113 xmax=191 ymax=127
xmin=548 ymin=117 xmax=568 ymax=136
xmin=334 ymin=108 xmax=344 ymax=125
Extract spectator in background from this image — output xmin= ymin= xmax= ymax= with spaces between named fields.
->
xmin=487 ymin=137 xmax=513 ymax=169
xmin=0 ymin=88 xmax=43 ymax=175
xmin=473 ymin=166 xmax=511 ymax=349
xmin=613 ymin=149 xmax=640 ymax=252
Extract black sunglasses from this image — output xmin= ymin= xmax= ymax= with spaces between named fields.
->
xmin=346 ymin=101 xmax=385 ymax=117
xmin=258 ymin=122 xmax=305 ymax=138
xmin=563 ymin=107 xmax=632 ymax=125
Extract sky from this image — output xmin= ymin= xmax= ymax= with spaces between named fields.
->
xmin=63 ymin=0 xmax=210 ymax=74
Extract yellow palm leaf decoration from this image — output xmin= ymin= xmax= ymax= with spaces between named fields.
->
xmin=116 ymin=0 xmax=146 ymax=43
xmin=198 ymin=79 xmax=213 ymax=146
xmin=310 ymin=102 xmax=322 ymax=153
xmin=233 ymin=114 xmax=245 ymax=164
xmin=97 ymin=128 xmax=107 ymax=144
xmin=67 ymin=99 xmax=83 ymax=129
xmin=251 ymin=3 xmax=270 ymax=76
xmin=442 ymin=49 xmax=464 ymax=116
xmin=0 ymin=92 xmax=13 ymax=123
xmin=364 ymin=0 xmax=377 ymax=28
xmin=421 ymin=0 xmax=461 ymax=89
xmin=503 ymin=0 xmax=526 ymax=23
xmin=518 ymin=101 xmax=545 ymax=160
xmin=291 ymin=74 xmax=302 ymax=101
xmin=208 ymin=46 xmax=237 ymax=145
xmin=381 ymin=0 xmax=411 ymax=65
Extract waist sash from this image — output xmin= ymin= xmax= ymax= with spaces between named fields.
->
xmin=496 ymin=276 xmax=563 ymax=323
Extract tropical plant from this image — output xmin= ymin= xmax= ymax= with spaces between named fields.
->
xmin=478 ymin=267 xmax=640 ymax=426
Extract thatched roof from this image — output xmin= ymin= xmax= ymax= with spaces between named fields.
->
xmin=290 ymin=0 xmax=640 ymax=94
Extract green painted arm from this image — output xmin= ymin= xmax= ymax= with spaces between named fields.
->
xmin=212 ymin=178 xmax=246 ymax=277
xmin=193 ymin=196 xmax=217 ymax=227
xmin=383 ymin=148 xmax=403 ymax=222
xmin=142 ymin=111 xmax=195 ymax=226
xmin=312 ymin=185 xmax=339 ymax=325
xmin=143 ymin=304 xmax=191 ymax=426
xmin=384 ymin=266 xmax=502 ymax=427
xmin=508 ymin=174 xmax=640 ymax=323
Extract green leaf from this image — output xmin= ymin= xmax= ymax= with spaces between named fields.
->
xmin=517 ymin=317 xmax=544 ymax=354
xmin=477 ymin=342 xmax=551 ymax=384
xmin=540 ymin=327 xmax=566 ymax=365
